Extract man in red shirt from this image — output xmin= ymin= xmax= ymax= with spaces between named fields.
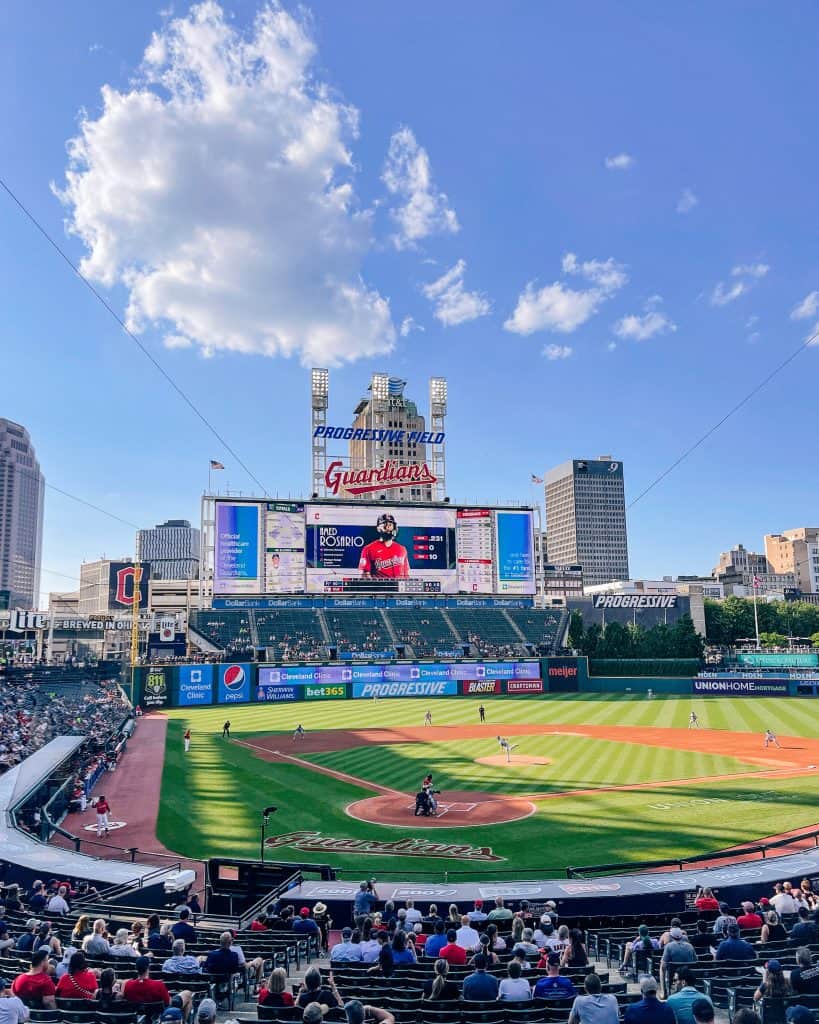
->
xmin=439 ymin=930 xmax=467 ymax=966
xmin=12 ymin=951 xmax=56 ymax=1008
xmin=359 ymin=515 xmax=409 ymax=579
xmin=737 ymin=902 xmax=764 ymax=930
xmin=123 ymin=958 xmax=171 ymax=1008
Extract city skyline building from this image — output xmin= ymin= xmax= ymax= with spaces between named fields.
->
xmin=544 ymin=456 xmax=629 ymax=587
xmin=0 ymin=418 xmax=45 ymax=608
xmin=765 ymin=528 xmax=819 ymax=596
xmin=137 ymin=518 xmax=200 ymax=580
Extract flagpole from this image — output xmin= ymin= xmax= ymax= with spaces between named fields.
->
xmin=753 ymin=582 xmax=760 ymax=649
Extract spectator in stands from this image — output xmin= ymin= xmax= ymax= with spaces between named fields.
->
xmin=511 ymin=917 xmax=525 ymax=946
xmin=446 ymin=904 xmax=460 ymax=927
xmin=0 ymin=925 xmax=13 ymax=955
xmin=625 ymin=976 xmax=675 ymax=1024
xmin=122 ymin=958 xmax=171 ymax=1010
xmin=688 ymin=921 xmax=713 ymax=957
xmin=485 ymin=923 xmax=506 ymax=952
xmin=259 ymin=968 xmax=293 ymax=1009
xmin=27 ymin=883 xmax=46 ymax=915
xmin=463 ymin=954 xmax=499 ymax=1001
xmin=11 ymin=951 xmax=56 ymax=1009
xmin=331 ymin=928 xmax=363 ymax=963
xmin=569 ymin=974 xmax=619 ymax=1024
xmin=0 ymin=975 xmax=30 ymax=1024
xmin=344 ymin=999 xmax=394 ymax=1024
xmin=296 ymin=968 xmax=341 ymax=1009
xmin=455 ymin=915 xmax=480 ymax=952
xmin=468 ymin=900 xmax=488 ymax=924
xmin=358 ymin=921 xmax=379 ymax=963
xmin=171 ymin=909 xmax=196 ymax=944
xmin=499 ymin=960 xmax=532 ymax=1001
xmin=533 ymin=953 xmax=576 ymax=1000
xmin=422 ymin=904 xmax=441 ymax=926
xmin=771 ymin=883 xmax=799 ymax=916
xmin=204 ymin=931 xmax=242 ymax=980
xmin=790 ymin=948 xmax=819 ymax=995
xmin=354 ymin=882 xmax=378 ymax=917
xmin=109 ymin=929 xmax=140 ymax=959
xmin=390 ymin=931 xmax=416 ymax=965
xmin=162 ymin=939 xmax=201 ymax=975
xmin=471 ymin=934 xmax=499 ymax=968
xmin=195 ymin=998 xmax=217 ymax=1024
xmin=516 ymin=929 xmax=539 ymax=956
xmin=661 ymin=928 xmax=697 ymax=996
xmin=715 ymin=923 xmax=756 ymax=963
xmin=785 ymin=1009 xmax=814 ymax=1024
xmin=439 ymin=930 xmax=466 ymax=966
xmin=404 ymin=901 xmax=422 ymax=926
xmin=753 ymin=959 xmax=792 ymax=1003
xmin=227 ymin=933 xmax=265 ymax=990
xmin=46 ymin=886 xmax=69 ymax=916
xmin=554 ymin=925 xmax=572 ymax=953
xmin=692 ymin=1000 xmax=716 ymax=1024
xmin=15 ymin=923 xmax=38 ymax=955
xmin=71 ymin=916 xmax=92 ymax=945
xmin=694 ymin=888 xmax=720 ymax=913
xmin=799 ymin=880 xmax=817 ymax=909
xmin=422 ymin=959 xmax=459 ymax=1001
xmin=561 ymin=928 xmax=589 ymax=969
xmin=424 ymin=922 xmax=447 ymax=959
xmin=55 ymin=951 xmax=97 ymax=1000
xmin=737 ymin=902 xmax=763 ymax=931
xmin=534 ymin=916 xmax=560 ymax=951
xmin=487 ymin=896 xmax=513 ymax=923
xmin=293 ymin=907 xmax=321 ymax=938
xmin=3 ymin=888 xmax=22 ymax=914
xmin=93 ymin=968 xmax=122 ymax=1011
xmin=82 ymin=919 xmax=111 ymax=957
xmin=621 ymin=924 xmax=661 ymax=972
xmin=249 ymin=913 xmax=268 ymax=932
xmin=34 ymin=924 xmax=60 ymax=959
xmin=789 ymin=907 xmax=819 ymax=946
xmin=713 ymin=904 xmax=738 ymax=938
xmin=761 ymin=911 xmax=787 ymax=944
xmin=667 ymin=968 xmax=713 ymax=1024
xmin=367 ymin=932 xmax=394 ymax=977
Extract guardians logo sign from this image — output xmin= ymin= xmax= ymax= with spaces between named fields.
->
xmin=265 ymin=830 xmax=503 ymax=862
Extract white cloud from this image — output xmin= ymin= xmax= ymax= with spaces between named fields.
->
xmin=791 ymin=291 xmax=819 ymax=321
xmin=543 ymin=343 xmax=573 ymax=360
xmin=746 ymin=315 xmax=759 ymax=329
xmin=607 ymin=341 xmax=617 ymax=351
xmin=399 ymin=316 xmax=424 ymax=337
xmin=604 ymin=153 xmax=634 ymax=170
xmin=505 ymin=252 xmax=627 ymax=336
xmin=54 ymin=1 xmax=395 ymax=367
xmin=422 ymin=259 xmax=490 ymax=326
xmin=676 ymin=187 xmax=699 ymax=214
xmin=614 ymin=309 xmax=677 ymax=341
xmin=710 ymin=263 xmax=769 ymax=307
xmin=732 ymin=263 xmax=769 ymax=279
xmin=163 ymin=333 xmax=194 ymax=349
xmin=382 ymin=127 xmax=459 ymax=249
xmin=807 ymin=323 xmax=819 ymax=346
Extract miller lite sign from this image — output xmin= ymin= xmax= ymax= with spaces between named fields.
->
xmin=108 ymin=562 xmax=150 ymax=611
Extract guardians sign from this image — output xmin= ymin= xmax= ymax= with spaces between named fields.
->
xmin=265 ymin=830 xmax=503 ymax=862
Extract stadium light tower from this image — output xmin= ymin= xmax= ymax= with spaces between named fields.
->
xmin=429 ymin=377 xmax=447 ymax=503
xmin=311 ymin=368 xmax=329 ymax=498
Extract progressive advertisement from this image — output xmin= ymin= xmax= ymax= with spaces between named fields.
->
xmin=214 ymin=503 xmax=261 ymax=594
xmin=494 ymin=511 xmax=535 ymax=595
xmin=305 ymin=503 xmax=457 ymax=595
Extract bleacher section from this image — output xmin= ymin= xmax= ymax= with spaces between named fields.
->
xmin=324 ymin=609 xmax=393 ymax=654
xmin=255 ymin=609 xmax=326 ymax=661
xmin=506 ymin=608 xmax=566 ymax=654
xmin=387 ymin=607 xmax=461 ymax=657
xmin=446 ymin=607 xmax=522 ymax=657
xmin=189 ymin=610 xmax=254 ymax=656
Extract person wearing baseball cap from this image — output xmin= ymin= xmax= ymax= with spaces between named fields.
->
xmin=122 ymin=957 xmax=171 ymax=1009
xmin=786 ymin=1007 xmax=816 ymax=1024
xmin=532 ymin=953 xmax=576 ymax=1000
xmin=196 ymin=998 xmax=217 ymax=1024
xmin=624 ymin=976 xmax=675 ymax=1024
xmin=754 ymin=960 xmax=790 ymax=1002
xmin=715 ymin=923 xmax=756 ymax=963
xmin=0 ymin=975 xmax=29 ymax=1024
xmin=292 ymin=908 xmax=320 ymax=938
xmin=468 ymin=900 xmax=488 ymax=923
xmin=11 ymin=951 xmax=56 ymax=1009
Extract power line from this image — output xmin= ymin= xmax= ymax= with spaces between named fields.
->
xmin=0 ymin=177 xmax=269 ymax=495
xmin=46 ymin=484 xmax=140 ymax=530
xmin=628 ymin=327 xmax=819 ymax=510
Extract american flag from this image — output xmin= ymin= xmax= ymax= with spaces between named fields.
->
xmin=531 ymin=474 xmax=544 ymax=484
xmin=752 ymin=575 xmax=762 ymax=589
xmin=210 ymin=459 xmax=225 ymax=470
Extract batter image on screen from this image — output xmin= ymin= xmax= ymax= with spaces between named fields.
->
xmin=359 ymin=514 xmax=409 ymax=578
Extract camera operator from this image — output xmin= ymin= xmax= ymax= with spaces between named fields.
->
xmin=354 ymin=879 xmax=379 ymax=917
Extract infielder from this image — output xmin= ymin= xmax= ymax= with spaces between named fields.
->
xmin=764 ymin=728 xmax=781 ymax=748
xmin=95 ymin=795 xmax=111 ymax=836
xmin=293 ymin=724 xmax=306 ymax=741
xmin=688 ymin=711 xmax=700 ymax=729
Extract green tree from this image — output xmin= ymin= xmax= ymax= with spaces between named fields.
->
xmin=580 ymin=623 xmax=602 ymax=657
xmin=811 ymin=631 xmax=819 ymax=649
xmin=759 ymin=632 xmax=788 ymax=648
xmin=669 ymin=615 xmax=705 ymax=659
xmin=568 ymin=609 xmax=584 ymax=650
xmin=641 ymin=623 xmax=673 ymax=658
xmin=598 ymin=621 xmax=633 ymax=658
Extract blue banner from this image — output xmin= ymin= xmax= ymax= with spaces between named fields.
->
xmin=256 ymin=661 xmax=540 ymax=687
xmin=218 ymin=663 xmax=252 ymax=703
xmin=178 ymin=664 xmax=214 ymax=706
xmin=256 ymin=683 xmax=298 ymax=702
xmin=693 ymin=678 xmax=790 ymax=696
xmin=353 ymin=680 xmax=459 ymax=698
xmin=212 ymin=595 xmax=535 ymax=609
xmin=340 ymin=650 xmax=395 ymax=660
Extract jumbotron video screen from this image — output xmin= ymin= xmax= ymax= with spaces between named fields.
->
xmin=212 ymin=499 xmax=535 ymax=596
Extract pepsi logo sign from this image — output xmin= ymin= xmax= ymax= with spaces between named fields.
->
xmin=223 ymin=665 xmax=246 ymax=690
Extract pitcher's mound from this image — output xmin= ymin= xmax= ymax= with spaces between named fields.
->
xmin=476 ymin=754 xmax=553 ymax=767
xmin=347 ymin=790 xmax=536 ymax=828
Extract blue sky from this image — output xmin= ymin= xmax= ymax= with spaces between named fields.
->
xmin=2 ymin=1 xmax=818 ymax=604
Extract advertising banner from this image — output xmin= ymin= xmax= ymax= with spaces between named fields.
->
xmin=214 ymin=503 xmax=261 ymax=594
xmin=494 ymin=511 xmax=535 ymax=595
xmin=304 ymin=684 xmax=348 ymax=700
xmin=692 ymin=678 xmax=790 ymax=696
xmin=264 ymin=502 xmax=305 ymax=594
xmin=256 ymin=683 xmax=298 ymax=703
xmin=141 ymin=666 xmax=170 ymax=709
xmin=736 ymin=653 xmax=818 ymax=668
xmin=178 ymin=664 xmax=214 ymax=706
xmin=507 ymin=679 xmax=544 ymax=694
xmin=305 ymin=503 xmax=457 ymax=595
xmin=108 ymin=562 xmax=150 ymax=611
xmin=460 ymin=679 xmax=502 ymax=695
xmin=217 ymin=663 xmax=252 ymax=703
xmin=545 ymin=657 xmax=586 ymax=692
xmin=353 ymin=680 xmax=459 ymax=698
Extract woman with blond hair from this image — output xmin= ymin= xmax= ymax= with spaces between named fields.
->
xmin=423 ymin=959 xmax=459 ymax=1001
xmin=259 ymin=967 xmax=294 ymax=1008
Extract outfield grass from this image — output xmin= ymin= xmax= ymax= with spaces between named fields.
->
xmin=156 ymin=694 xmax=819 ymax=879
